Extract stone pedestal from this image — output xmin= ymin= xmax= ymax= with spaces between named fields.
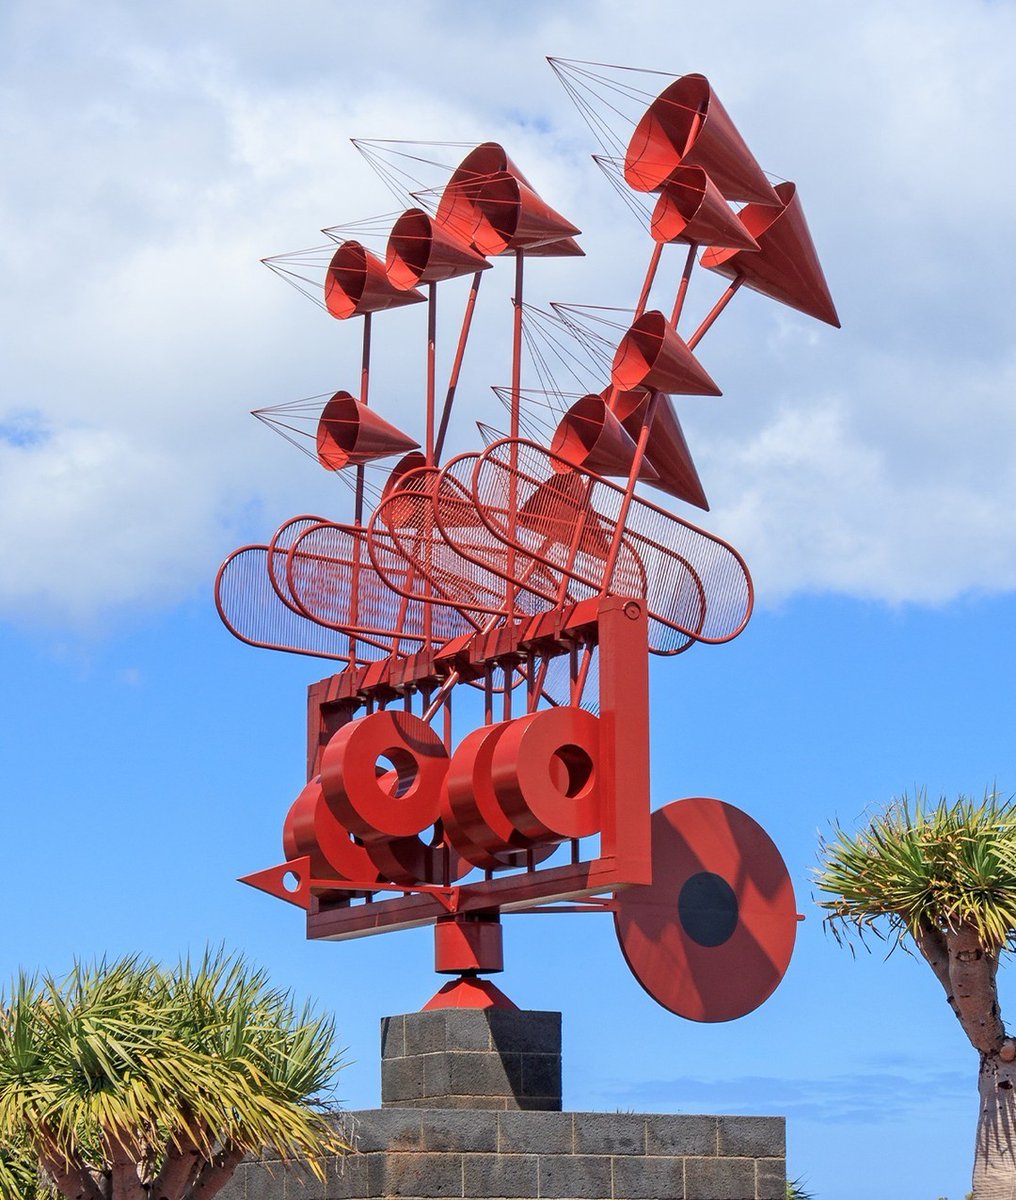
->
xmin=381 ymin=1008 xmax=562 ymax=1111
xmin=221 ymin=1010 xmax=786 ymax=1200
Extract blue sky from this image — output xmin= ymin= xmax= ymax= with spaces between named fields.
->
xmin=3 ymin=3 xmax=1016 ymax=1198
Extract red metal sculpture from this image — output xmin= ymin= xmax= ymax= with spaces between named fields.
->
xmin=220 ymin=61 xmax=838 ymax=1021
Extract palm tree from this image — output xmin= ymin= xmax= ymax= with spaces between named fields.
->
xmin=815 ymin=790 xmax=1016 ymax=1200
xmin=0 ymin=951 xmax=347 ymax=1199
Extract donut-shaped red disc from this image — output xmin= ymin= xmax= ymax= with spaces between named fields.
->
xmin=614 ymin=798 xmax=797 ymax=1022
xmin=490 ymin=707 xmax=601 ymax=840
xmin=320 ymin=710 xmax=447 ymax=840
xmin=283 ymin=777 xmax=384 ymax=883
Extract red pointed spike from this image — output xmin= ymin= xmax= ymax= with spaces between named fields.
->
xmin=610 ymin=388 xmax=709 ymax=510
xmin=611 ymin=311 xmax=722 ymax=396
xmin=701 ymin=181 xmax=840 ymax=327
xmin=316 ymin=392 xmax=420 ymax=470
xmin=651 ymin=166 xmax=760 ymax=252
xmin=238 ymin=858 xmax=311 ymax=910
xmin=386 ymin=208 xmax=491 ymax=288
xmin=625 ymin=73 xmax=779 ymax=205
xmin=551 ymin=394 xmax=659 ymax=482
xmin=324 ymin=241 xmax=426 ymax=319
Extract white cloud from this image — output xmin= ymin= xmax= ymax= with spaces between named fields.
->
xmin=1 ymin=0 xmax=1014 ymax=625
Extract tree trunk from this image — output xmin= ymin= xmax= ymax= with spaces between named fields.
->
xmin=972 ymin=1054 xmax=1016 ymax=1199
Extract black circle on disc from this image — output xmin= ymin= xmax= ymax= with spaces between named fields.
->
xmin=678 ymin=871 xmax=739 ymax=947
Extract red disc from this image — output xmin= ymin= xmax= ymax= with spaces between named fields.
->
xmin=614 ymin=797 xmax=797 ymax=1022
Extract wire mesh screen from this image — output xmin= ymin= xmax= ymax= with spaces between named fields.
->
xmin=472 ymin=439 xmax=752 ymax=654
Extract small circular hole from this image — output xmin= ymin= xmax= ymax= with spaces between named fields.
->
xmin=549 ymin=745 xmax=594 ymax=798
xmin=375 ymin=748 xmax=419 ymax=799
xmin=282 ymin=870 xmax=301 ymax=894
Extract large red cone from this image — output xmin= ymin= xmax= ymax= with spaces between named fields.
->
xmin=386 ymin=207 xmax=490 ymax=289
xmin=523 ymin=236 xmax=585 ymax=258
xmin=611 ymin=311 xmax=722 ymax=396
xmin=551 ymin=394 xmax=659 ymax=483
xmin=517 ymin=471 xmax=613 ymax=557
xmin=324 ymin=241 xmax=426 ymax=319
xmin=651 ymin=166 xmax=760 ymax=251
xmin=435 ymin=142 xmax=580 ymax=256
xmin=701 ymin=181 xmax=840 ymax=328
xmin=610 ymin=388 xmax=709 ymax=510
xmin=624 ymin=74 xmax=778 ymax=205
xmin=316 ymin=391 xmax=420 ymax=470
xmin=471 ymin=171 xmax=581 ymax=255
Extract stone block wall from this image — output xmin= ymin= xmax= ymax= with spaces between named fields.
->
xmin=223 ymin=1107 xmax=786 ymax=1200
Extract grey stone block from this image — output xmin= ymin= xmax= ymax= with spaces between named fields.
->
xmin=754 ymin=1159 xmax=787 ymax=1200
xmin=645 ymin=1115 xmax=717 ymax=1157
xmin=382 ymin=1055 xmax=427 ymax=1104
xmin=521 ymin=1053 xmax=562 ymax=1101
xmin=381 ymin=1015 xmax=406 ymax=1060
xmin=684 ymin=1156 xmax=755 ymax=1200
xmin=442 ymin=1010 xmax=498 ymax=1052
xmin=423 ymin=1049 xmax=453 ymax=1097
xmin=463 ymin=1151 xmax=540 ymax=1198
xmin=382 ymin=1151 xmax=464 ymax=1198
xmin=350 ymin=1109 xmax=425 ymax=1152
xmin=499 ymin=1111 xmax=574 ymax=1154
xmin=421 ymin=1108 xmax=499 ymax=1152
xmin=217 ymin=1163 xmax=245 ymax=1200
xmin=402 ymin=1012 xmax=449 ymax=1057
xmin=573 ymin=1113 xmax=646 ymax=1156
xmin=328 ymin=1153 xmax=370 ymax=1199
xmin=611 ymin=1155 xmax=685 ymax=1199
xmin=447 ymin=1049 xmax=524 ymax=1096
xmin=716 ymin=1118 xmax=784 ymax=1160
xmin=537 ymin=1153 xmax=612 ymax=1198
xmin=488 ymin=1010 xmax=562 ymax=1055
xmin=245 ymin=1162 xmax=284 ymax=1200
xmin=283 ymin=1159 xmax=333 ymax=1200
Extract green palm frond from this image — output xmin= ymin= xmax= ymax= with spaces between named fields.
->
xmin=0 ymin=950 xmax=348 ymax=1194
xmin=815 ymin=788 xmax=1016 ymax=950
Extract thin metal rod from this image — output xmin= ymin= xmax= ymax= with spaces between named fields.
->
xmin=426 ymin=282 xmax=437 ymax=465
xmin=507 ymin=251 xmax=524 ymax=616
xmin=435 ymin=270 xmax=484 ymax=462
xmin=349 ymin=313 xmax=372 ymax=658
xmin=598 ymin=391 xmax=661 ymax=590
xmin=634 ymin=241 xmax=663 ymax=321
xmin=670 ymin=242 xmax=697 ymax=328
xmin=688 ymin=276 xmax=745 ymax=349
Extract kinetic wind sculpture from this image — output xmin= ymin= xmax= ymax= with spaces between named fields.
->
xmin=217 ymin=60 xmax=839 ymax=1022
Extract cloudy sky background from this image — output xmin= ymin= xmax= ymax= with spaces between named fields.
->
xmin=2 ymin=3 xmax=1015 ymax=1198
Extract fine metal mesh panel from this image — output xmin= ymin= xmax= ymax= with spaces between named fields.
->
xmin=288 ymin=521 xmax=474 ymax=649
xmin=267 ymin=515 xmax=328 ymax=612
xmin=473 ymin=439 xmax=752 ymax=654
xmin=215 ymin=545 xmax=355 ymax=662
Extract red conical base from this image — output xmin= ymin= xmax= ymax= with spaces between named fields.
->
xmin=624 ymin=74 xmax=779 ymax=205
xmin=422 ymin=977 xmax=519 ymax=1011
xmin=611 ymin=388 xmax=709 ymax=510
xmin=386 ymin=207 xmax=491 ymax=288
xmin=651 ymin=166 xmax=760 ymax=251
xmin=611 ymin=311 xmax=722 ymax=396
xmin=701 ymin=181 xmax=840 ymax=328
xmin=324 ymin=241 xmax=426 ymax=319
xmin=551 ymin=394 xmax=659 ymax=482
xmin=316 ymin=392 xmax=420 ymax=470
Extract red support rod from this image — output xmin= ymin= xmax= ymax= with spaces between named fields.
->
xmin=435 ymin=270 xmax=484 ymax=463
xmin=688 ymin=275 xmax=744 ymax=349
xmin=670 ymin=242 xmax=698 ymax=328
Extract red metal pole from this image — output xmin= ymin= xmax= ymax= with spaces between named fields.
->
xmin=426 ymin=283 xmax=437 ymax=466
xmin=350 ymin=313 xmax=372 ymax=658
xmin=670 ymin=242 xmax=697 ymax=328
xmin=435 ymin=270 xmax=484 ymax=463
xmin=634 ymin=241 xmax=663 ymax=323
xmin=688 ymin=275 xmax=745 ymax=349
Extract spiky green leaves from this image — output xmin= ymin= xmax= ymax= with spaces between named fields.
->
xmin=0 ymin=951 xmax=347 ymax=1198
xmin=815 ymin=789 xmax=1016 ymax=952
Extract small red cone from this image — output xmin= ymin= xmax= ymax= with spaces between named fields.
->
xmin=651 ymin=166 xmax=760 ymax=251
xmin=316 ymin=391 xmax=420 ymax=470
xmin=324 ymin=241 xmax=426 ymax=319
xmin=611 ymin=311 xmax=722 ymax=396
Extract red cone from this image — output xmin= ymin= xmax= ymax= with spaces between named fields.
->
xmin=701 ymin=181 xmax=840 ymax=327
xmin=386 ymin=207 xmax=490 ymax=289
xmin=316 ymin=391 xmax=420 ymax=470
xmin=611 ymin=311 xmax=722 ymax=396
xmin=611 ymin=388 xmax=709 ymax=510
xmin=624 ymin=73 xmax=778 ymax=205
xmin=551 ymin=394 xmax=659 ymax=482
xmin=651 ymin=166 xmax=760 ymax=251
xmin=324 ymin=241 xmax=426 ymax=319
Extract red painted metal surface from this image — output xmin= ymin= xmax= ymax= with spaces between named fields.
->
xmin=701 ymin=181 xmax=840 ymax=327
xmin=613 ymin=798 xmax=798 ymax=1022
xmin=222 ymin=62 xmax=838 ymax=1019
xmin=624 ymin=74 xmax=779 ymax=205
